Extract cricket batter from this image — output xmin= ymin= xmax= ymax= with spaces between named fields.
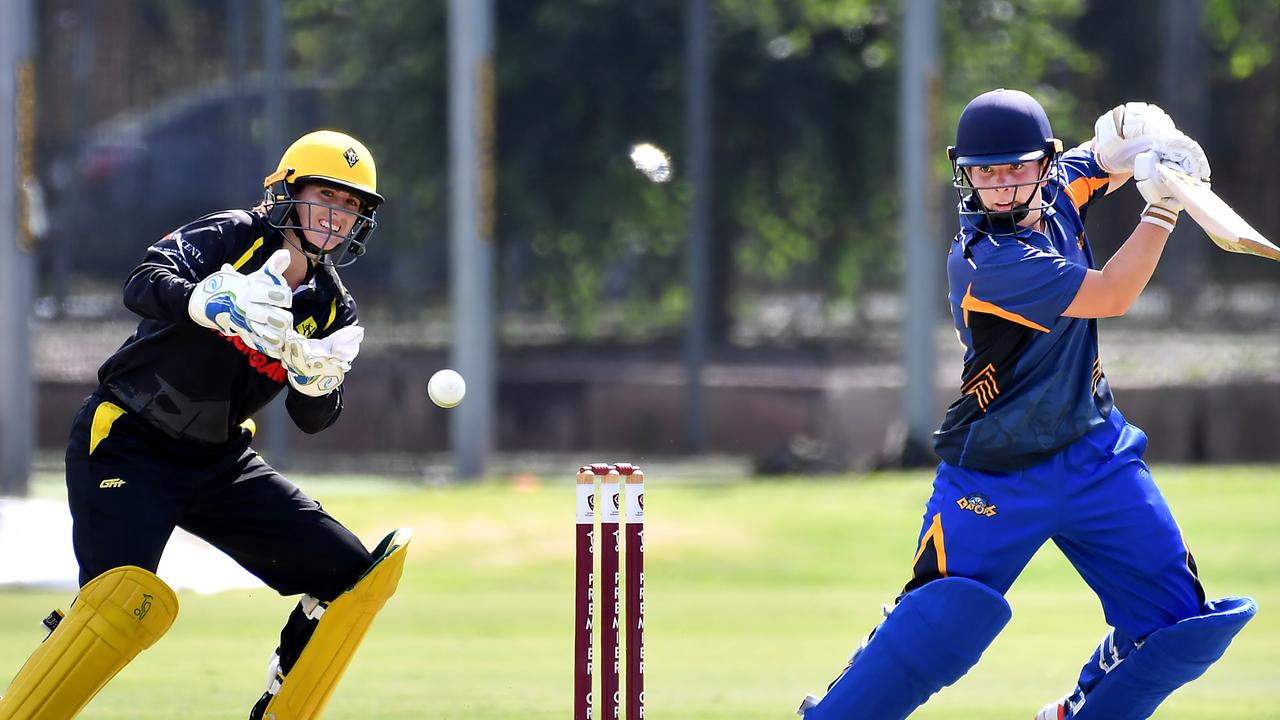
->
xmin=798 ymin=90 xmax=1256 ymax=719
xmin=0 ymin=130 xmax=411 ymax=720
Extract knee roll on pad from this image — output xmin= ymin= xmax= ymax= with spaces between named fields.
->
xmin=1071 ymin=595 xmax=1257 ymax=720
xmin=803 ymin=577 xmax=1012 ymax=720
xmin=263 ymin=528 xmax=411 ymax=720
xmin=0 ymin=566 xmax=178 ymax=720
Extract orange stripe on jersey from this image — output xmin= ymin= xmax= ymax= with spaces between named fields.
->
xmin=961 ymin=283 xmax=1051 ymax=333
xmin=913 ymin=513 xmax=947 ymax=577
xmin=1063 ymin=175 xmax=1109 ymax=211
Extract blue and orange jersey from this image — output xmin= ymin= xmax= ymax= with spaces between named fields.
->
xmin=933 ymin=146 xmax=1117 ymax=472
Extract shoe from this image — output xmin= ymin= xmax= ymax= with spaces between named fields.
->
xmin=248 ymin=652 xmax=282 ymax=720
xmin=796 ymin=693 xmax=820 ymax=716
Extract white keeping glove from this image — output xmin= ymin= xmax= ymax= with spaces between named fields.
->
xmin=187 ymin=249 xmax=293 ymax=357
xmin=1093 ymin=101 xmax=1176 ymax=174
xmin=282 ymin=325 xmax=364 ymax=397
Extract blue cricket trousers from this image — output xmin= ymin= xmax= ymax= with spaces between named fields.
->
xmin=909 ymin=408 xmax=1204 ymax=641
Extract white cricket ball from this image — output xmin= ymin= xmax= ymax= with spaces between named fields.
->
xmin=428 ymin=369 xmax=466 ymax=408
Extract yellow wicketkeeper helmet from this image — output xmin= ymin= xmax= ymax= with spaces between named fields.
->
xmin=262 ymin=130 xmax=385 ymax=267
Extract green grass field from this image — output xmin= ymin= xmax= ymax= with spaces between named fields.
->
xmin=1 ymin=466 xmax=1277 ymax=719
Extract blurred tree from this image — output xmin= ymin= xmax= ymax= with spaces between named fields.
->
xmin=1070 ymin=0 xmax=1278 ymax=280
xmin=1203 ymin=0 xmax=1276 ymax=79
xmin=34 ymin=0 xmax=1275 ymax=329
xmin=241 ymin=1 xmax=1099 ymax=343
xmin=1201 ymin=0 xmax=1279 ymax=276
xmin=287 ymin=0 xmax=451 ymax=315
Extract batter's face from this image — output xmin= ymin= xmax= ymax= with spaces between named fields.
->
xmin=967 ymin=159 xmax=1047 ymax=226
xmin=293 ymin=183 xmax=364 ymax=252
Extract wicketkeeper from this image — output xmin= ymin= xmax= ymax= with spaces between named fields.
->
xmin=798 ymin=89 xmax=1256 ymax=720
xmin=0 ymin=130 xmax=411 ymax=720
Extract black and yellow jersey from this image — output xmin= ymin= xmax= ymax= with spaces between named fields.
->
xmin=99 ymin=210 xmax=358 ymax=445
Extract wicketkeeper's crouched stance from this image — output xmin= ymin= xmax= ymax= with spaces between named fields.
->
xmin=798 ymin=91 xmax=1256 ymax=720
xmin=0 ymin=130 xmax=410 ymax=720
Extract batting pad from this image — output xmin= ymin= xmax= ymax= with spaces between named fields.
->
xmin=0 ymin=566 xmax=178 ymax=720
xmin=804 ymin=577 xmax=1011 ymax=720
xmin=1071 ymin=595 xmax=1256 ymax=720
xmin=263 ymin=527 xmax=411 ymax=720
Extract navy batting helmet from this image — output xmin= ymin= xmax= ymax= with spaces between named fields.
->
xmin=948 ymin=89 xmax=1064 ymax=236
xmin=949 ymin=88 xmax=1060 ymax=167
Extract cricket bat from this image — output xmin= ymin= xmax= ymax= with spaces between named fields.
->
xmin=1154 ymin=163 xmax=1280 ymax=262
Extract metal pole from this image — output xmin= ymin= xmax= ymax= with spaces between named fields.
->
xmin=1160 ymin=0 xmax=1207 ymax=323
xmin=0 ymin=0 xmax=36 ymax=496
xmin=263 ymin=0 xmax=290 ymax=469
xmin=447 ymin=0 xmax=495 ymax=479
xmin=684 ymin=0 xmax=712 ymax=453
xmin=227 ymin=0 xmax=248 ymax=204
xmin=55 ymin=0 xmax=97 ymax=319
xmin=899 ymin=0 xmax=940 ymax=465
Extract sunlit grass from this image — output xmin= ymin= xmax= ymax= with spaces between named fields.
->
xmin=1 ymin=466 xmax=1275 ymax=718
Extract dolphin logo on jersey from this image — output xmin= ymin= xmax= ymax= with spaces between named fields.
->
xmin=956 ymin=492 xmax=998 ymax=517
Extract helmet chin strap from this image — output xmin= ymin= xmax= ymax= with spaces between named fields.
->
xmin=298 ymin=235 xmax=327 ymax=262
xmin=281 ymin=207 xmax=332 ymax=265
xmin=1006 ymin=196 xmax=1035 ymax=224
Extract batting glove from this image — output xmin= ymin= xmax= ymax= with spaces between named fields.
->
xmin=188 ymin=249 xmax=294 ymax=357
xmin=1093 ymin=101 xmax=1176 ymax=174
xmin=1133 ymin=150 xmax=1183 ymax=232
xmin=1133 ymin=128 xmax=1211 ymax=215
xmin=282 ymin=325 xmax=364 ymax=397
xmin=1149 ymin=129 xmax=1210 ymax=181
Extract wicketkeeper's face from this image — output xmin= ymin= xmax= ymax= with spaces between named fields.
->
xmin=293 ymin=183 xmax=365 ymax=252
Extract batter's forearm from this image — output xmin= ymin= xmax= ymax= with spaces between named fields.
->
xmin=1099 ymin=221 xmax=1170 ymax=309
xmin=1064 ymin=220 xmax=1170 ymax=318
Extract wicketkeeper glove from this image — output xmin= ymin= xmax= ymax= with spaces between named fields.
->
xmin=187 ymin=249 xmax=294 ymax=358
xmin=281 ymin=325 xmax=364 ymax=397
xmin=1093 ymin=101 xmax=1176 ymax=174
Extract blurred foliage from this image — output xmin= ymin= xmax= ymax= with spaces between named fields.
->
xmin=39 ymin=0 xmax=1275 ymax=342
xmin=941 ymin=0 xmax=1096 ymax=148
xmin=1203 ymin=0 xmax=1278 ymax=79
xmin=286 ymin=0 xmax=1095 ymax=342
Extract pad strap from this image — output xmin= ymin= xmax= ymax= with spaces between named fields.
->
xmin=1067 ymin=596 xmax=1256 ymax=719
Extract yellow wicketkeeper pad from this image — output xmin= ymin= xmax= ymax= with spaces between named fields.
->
xmin=264 ymin=527 xmax=412 ymax=720
xmin=0 ymin=566 xmax=178 ymax=720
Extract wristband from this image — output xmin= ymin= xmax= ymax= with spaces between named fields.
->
xmin=1140 ymin=203 xmax=1178 ymax=232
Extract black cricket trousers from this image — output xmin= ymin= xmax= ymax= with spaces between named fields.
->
xmin=64 ymin=391 xmax=372 ymax=601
